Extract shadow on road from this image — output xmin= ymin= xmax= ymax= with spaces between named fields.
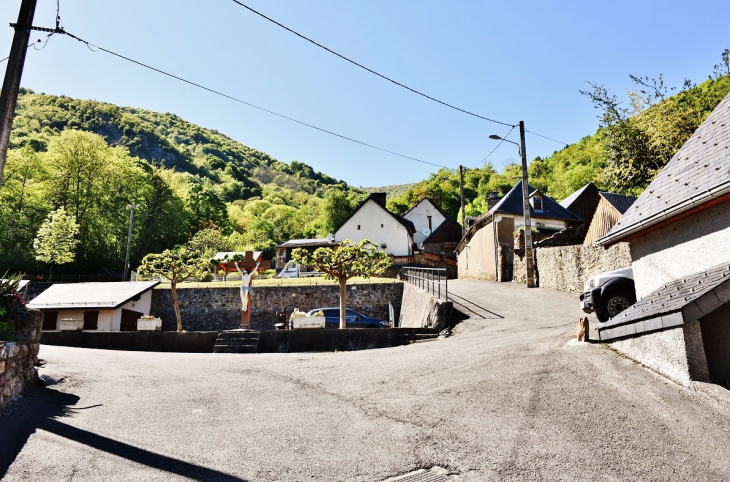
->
xmin=0 ymin=386 xmax=246 ymax=481
xmin=448 ymin=292 xmax=504 ymax=321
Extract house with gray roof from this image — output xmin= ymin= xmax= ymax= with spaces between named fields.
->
xmin=455 ymin=180 xmax=582 ymax=281
xmin=596 ymin=90 xmax=730 ymax=387
xmin=27 ymin=281 xmax=160 ymax=332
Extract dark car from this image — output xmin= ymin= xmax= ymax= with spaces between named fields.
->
xmin=306 ymin=308 xmax=388 ymax=329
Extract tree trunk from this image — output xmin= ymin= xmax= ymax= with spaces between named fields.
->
xmin=339 ymin=277 xmax=347 ymax=329
xmin=171 ymin=281 xmax=183 ymax=332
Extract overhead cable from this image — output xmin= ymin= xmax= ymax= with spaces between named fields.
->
xmin=230 ymin=0 xmax=516 ymax=128
xmin=56 ymin=30 xmax=447 ymax=169
xmin=471 ymin=125 xmax=515 ymax=168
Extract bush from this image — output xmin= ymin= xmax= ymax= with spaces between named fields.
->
xmin=0 ymin=273 xmax=27 ymax=341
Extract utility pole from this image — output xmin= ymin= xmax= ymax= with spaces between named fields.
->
xmin=459 ymin=164 xmax=465 ymax=236
xmin=0 ymin=0 xmax=37 ymax=183
xmin=124 ymin=204 xmax=140 ymax=281
xmin=519 ymin=121 xmax=535 ymax=288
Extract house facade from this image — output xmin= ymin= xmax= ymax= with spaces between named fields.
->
xmin=596 ymin=91 xmax=730 ymax=387
xmin=28 ymin=281 xmax=160 ymax=331
xmin=456 ymin=181 xmax=582 ymax=281
xmin=402 ymin=198 xmax=447 ymax=248
xmin=334 ymin=193 xmax=415 ymax=258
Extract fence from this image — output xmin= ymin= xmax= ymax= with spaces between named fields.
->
xmin=400 ymin=267 xmax=448 ymax=300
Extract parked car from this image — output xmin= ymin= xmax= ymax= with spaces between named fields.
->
xmin=306 ymin=308 xmax=388 ymax=329
xmin=580 ymin=267 xmax=637 ymax=322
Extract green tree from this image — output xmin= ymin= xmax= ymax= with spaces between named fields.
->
xmin=137 ymin=246 xmax=210 ymax=331
xmin=292 ymin=239 xmax=391 ymax=329
xmin=33 ymin=207 xmax=79 ymax=277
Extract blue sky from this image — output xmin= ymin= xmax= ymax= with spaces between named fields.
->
xmin=2 ymin=0 xmax=728 ymax=187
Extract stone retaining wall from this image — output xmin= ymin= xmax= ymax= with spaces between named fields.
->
xmin=398 ymin=282 xmax=452 ymax=331
xmin=151 ymin=282 xmax=403 ymax=331
xmin=1 ymin=310 xmax=42 ymax=408
xmin=512 ymin=243 xmax=631 ymax=292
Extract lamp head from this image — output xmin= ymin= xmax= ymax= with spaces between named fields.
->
xmin=489 ymin=135 xmax=502 ymax=140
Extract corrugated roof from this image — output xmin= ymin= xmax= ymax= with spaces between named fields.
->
xmin=277 ymin=239 xmax=333 ymax=248
xmin=598 ymin=262 xmax=730 ymax=341
xmin=598 ymin=91 xmax=730 ymax=245
xmin=213 ymin=251 xmax=263 ymax=261
xmin=26 ymin=281 xmax=160 ymax=310
xmin=599 ymin=192 xmax=637 ymax=215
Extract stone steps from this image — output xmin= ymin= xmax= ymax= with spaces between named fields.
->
xmin=214 ymin=330 xmax=260 ymax=354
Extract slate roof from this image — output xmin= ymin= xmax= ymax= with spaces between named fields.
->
xmin=333 ymin=193 xmax=415 ymax=235
xmin=26 ymin=281 xmax=160 ymax=310
xmin=599 ymin=192 xmax=637 ymax=215
xmin=598 ymin=262 xmax=730 ymax=341
xmin=598 ymin=91 xmax=730 ymax=245
xmin=559 ymin=182 xmax=598 ymax=215
xmin=422 ymin=216 xmax=461 ymax=245
xmin=485 ymin=180 xmax=583 ymax=222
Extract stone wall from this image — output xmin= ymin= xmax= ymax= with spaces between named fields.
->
xmin=512 ymin=243 xmax=631 ymax=291
xmin=1 ymin=310 xmax=42 ymax=408
xmin=398 ymin=282 xmax=452 ymax=331
xmin=151 ymin=282 xmax=404 ymax=331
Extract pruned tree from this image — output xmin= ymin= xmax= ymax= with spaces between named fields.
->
xmin=292 ymin=239 xmax=391 ymax=329
xmin=33 ymin=207 xmax=79 ymax=277
xmin=137 ymin=246 xmax=210 ymax=332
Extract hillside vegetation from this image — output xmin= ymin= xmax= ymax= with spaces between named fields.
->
xmin=0 ymin=89 xmax=366 ymax=274
xmin=387 ymin=52 xmax=730 ymax=221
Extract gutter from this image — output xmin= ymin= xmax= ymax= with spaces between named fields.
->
xmin=597 ymin=179 xmax=730 ymax=246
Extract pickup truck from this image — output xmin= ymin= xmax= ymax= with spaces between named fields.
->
xmin=580 ymin=267 xmax=637 ymax=322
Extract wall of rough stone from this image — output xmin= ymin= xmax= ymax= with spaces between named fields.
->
xmin=151 ymin=282 xmax=403 ymax=331
xmin=398 ymin=282 xmax=452 ymax=331
xmin=512 ymin=243 xmax=631 ymax=291
xmin=1 ymin=310 xmax=42 ymax=408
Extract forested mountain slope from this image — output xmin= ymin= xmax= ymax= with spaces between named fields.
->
xmin=1 ymin=89 xmax=365 ymax=274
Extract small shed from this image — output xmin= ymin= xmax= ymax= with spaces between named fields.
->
xmin=213 ymin=251 xmax=265 ymax=276
xmin=583 ymin=192 xmax=636 ymax=245
xmin=27 ymin=281 xmax=160 ymax=331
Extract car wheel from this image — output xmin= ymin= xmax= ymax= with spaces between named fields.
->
xmin=601 ymin=289 xmax=634 ymax=320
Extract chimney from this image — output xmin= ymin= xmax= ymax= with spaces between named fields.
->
xmin=371 ymin=193 xmax=387 ymax=208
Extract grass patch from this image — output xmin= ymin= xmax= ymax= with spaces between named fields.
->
xmin=154 ymin=276 xmax=401 ymax=289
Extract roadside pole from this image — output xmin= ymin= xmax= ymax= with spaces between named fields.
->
xmin=459 ymin=164 xmax=465 ymax=236
xmin=0 ymin=0 xmax=37 ymax=183
xmin=519 ymin=121 xmax=536 ymax=288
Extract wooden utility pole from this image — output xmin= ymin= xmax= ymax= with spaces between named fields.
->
xmin=519 ymin=121 xmax=536 ymax=288
xmin=0 ymin=0 xmax=37 ymax=183
xmin=459 ymin=164 xmax=465 ymax=236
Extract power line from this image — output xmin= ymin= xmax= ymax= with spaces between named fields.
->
xmin=230 ymin=0 xmax=515 ymax=128
xmin=526 ymin=129 xmax=567 ymax=146
xmin=0 ymin=39 xmax=42 ymax=63
xmin=56 ymin=30 xmax=447 ymax=170
xmin=471 ymin=125 xmax=515 ymax=168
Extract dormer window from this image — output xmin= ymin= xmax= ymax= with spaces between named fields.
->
xmin=531 ymin=195 xmax=543 ymax=212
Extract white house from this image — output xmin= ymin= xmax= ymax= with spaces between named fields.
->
xmin=402 ymin=198 xmax=447 ymax=248
xmin=333 ymin=193 xmax=415 ymax=258
xmin=27 ymin=281 xmax=160 ymax=332
xmin=596 ymin=90 xmax=730 ymax=387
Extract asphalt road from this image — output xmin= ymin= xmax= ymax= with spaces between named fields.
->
xmin=2 ymin=280 xmax=730 ymax=481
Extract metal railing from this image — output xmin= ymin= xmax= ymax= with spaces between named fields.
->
xmin=400 ymin=267 xmax=448 ymax=300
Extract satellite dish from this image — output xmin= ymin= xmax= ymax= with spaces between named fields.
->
xmin=423 ymin=228 xmax=432 ymax=236
xmin=327 ymin=233 xmax=334 ymax=243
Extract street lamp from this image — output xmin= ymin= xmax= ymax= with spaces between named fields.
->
xmin=489 ymin=121 xmax=535 ymax=288
xmin=124 ymin=204 xmax=140 ymax=281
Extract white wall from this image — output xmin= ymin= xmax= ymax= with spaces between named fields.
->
xmin=111 ymin=290 xmax=153 ymax=331
xmin=629 ymin=200 xmax=730 ymax=299
xmin=45 ymin=309 xmax=114 ymax=331
xmin=513 ymin=216 xmax=566 ymax=231
xmin=335 ymin=200 xmax=413 ymax=256
xmin=403 ymin=199 xmax=446 ymax=247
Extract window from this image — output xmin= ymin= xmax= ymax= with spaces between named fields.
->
xmin=381 ymin=224 xmax=384 ymax=228
xmin=427 ymin=216 xmax=432 ymax=230
xmin=357 ymin=225 xmax=361 ymax=230
xmin=532 ymin=196 xmax=543 ymax=211
xmin=83 ymin=311 xmax=99 ymax=330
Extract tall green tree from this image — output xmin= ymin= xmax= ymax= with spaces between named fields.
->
xmin=292 ymin=239 xmax=391 ymax=329
xmin=137 ymin=246 xmax=210 ymax=331
xmin=33 ymin=207 xmax=79 ymax=277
